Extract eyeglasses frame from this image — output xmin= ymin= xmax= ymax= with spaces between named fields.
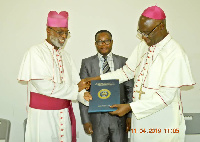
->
xmin=137 ymin=22 xmax=162 ymax=38
xmin=95 ymin=39 xmax=112 ymax=46
xmin=49 ymin=27 xmax=70 ymax=37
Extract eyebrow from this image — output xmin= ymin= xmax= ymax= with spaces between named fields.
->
xmin=57 ymin=30 xmax=69 ymax=32
xmin=140 ymin=30 xmax=150 ymax=33
xmin=138 ymin=28 xmax=150 ymax=33
xmin=96 ymin=39 xmax=111 ymax=41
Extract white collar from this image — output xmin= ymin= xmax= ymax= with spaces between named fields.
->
xmin=97 ymin=52 xmax=113 ymax=60
xmin=153 ymin=34 xmax=172 ymax=48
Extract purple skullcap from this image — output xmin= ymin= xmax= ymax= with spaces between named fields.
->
xmin=47 ymin=11 xmax=68 ymax=28
xmin=142 ymin=6 xmax=166 ymax=20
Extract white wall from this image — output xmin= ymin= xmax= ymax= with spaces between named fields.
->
xmin=0 ymin=0 xmax=199 ymax=142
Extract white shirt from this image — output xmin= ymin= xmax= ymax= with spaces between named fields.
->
xmin=98 ymin=52 xmax=114 ymax=74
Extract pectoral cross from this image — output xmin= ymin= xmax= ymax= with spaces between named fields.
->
xmin=136 ymin=85 xmax=145 ymax=100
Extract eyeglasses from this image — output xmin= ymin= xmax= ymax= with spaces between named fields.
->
xmin=137 ymin=22 xmax=162 ymax=38
xmin=96 ymin=40 xmax=112 ymax=46
xmin=49 ymin=27 xmax=70 ymax=37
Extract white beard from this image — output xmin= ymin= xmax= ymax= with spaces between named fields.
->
xmin=50 ymin=35 xmax=66 ymax=49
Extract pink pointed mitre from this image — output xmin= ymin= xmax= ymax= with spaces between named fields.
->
xmin=142 ymin=6 xmax=166 ymax=20
xmin=47 ymin=11 xmax=69 ymax=28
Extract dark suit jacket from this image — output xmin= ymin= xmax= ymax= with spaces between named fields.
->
xmin=79 ymin=54 xmax=134 ymax=127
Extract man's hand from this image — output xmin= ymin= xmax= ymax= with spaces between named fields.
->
xmin=126 ymin=117 xmax=131 ymax=132
xmin=85 ymin=76 xmax=101 ymax=82
xmin=83 ymin=122 xmax=93 ymax=134
xmin=109 ymin=104 xmax=131 ymax=117
xmin=84 ymin=92 xmax=92 ymax=101
xmin=78 ymin=79 xmax=91 ymax=92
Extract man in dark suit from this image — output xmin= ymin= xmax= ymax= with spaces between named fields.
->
xmin=79 ymin=30 xmax=134 ymax=142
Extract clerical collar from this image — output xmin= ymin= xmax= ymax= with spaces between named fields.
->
xmin=98 ymin=52 xmax=113 ymax=60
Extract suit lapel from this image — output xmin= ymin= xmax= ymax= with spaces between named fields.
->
xmin=91 ymin=54 xmax=120 ymax=75
xmin=113 ymin=54 xmax=120 ymax=71
xmin=92 ymin=54 xmax=100 ymax=76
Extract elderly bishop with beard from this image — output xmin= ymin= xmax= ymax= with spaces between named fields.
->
xmin=18 ymin=11 xmax=91 ymax=142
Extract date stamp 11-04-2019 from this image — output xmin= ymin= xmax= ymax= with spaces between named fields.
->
xmin=131 ymin=128 xmax=179 ymax=134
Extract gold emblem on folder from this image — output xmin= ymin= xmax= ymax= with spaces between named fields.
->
xmin=98 ymin=89 xmax=111 ymax=99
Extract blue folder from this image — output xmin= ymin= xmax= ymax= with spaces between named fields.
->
xmin=88 ymin=80 xmax=120 ymax=113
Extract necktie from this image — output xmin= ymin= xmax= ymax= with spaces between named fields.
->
xmin=103 ymin=56 xmax=110 ymax=74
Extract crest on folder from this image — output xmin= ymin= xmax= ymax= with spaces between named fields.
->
xmin=98 ymin=89 xmax=111 ymax=99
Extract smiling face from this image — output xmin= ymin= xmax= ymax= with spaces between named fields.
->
xmin=95 ymin=32 xmax=113 ymax=56
xmin=47 ymin=27 xmax=69 ymax=49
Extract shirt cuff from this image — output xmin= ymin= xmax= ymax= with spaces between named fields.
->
xmin=100 ymin=73 xmax=113 ymax=80
xmin=77 ymin=89 xmax=89 ymax=106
